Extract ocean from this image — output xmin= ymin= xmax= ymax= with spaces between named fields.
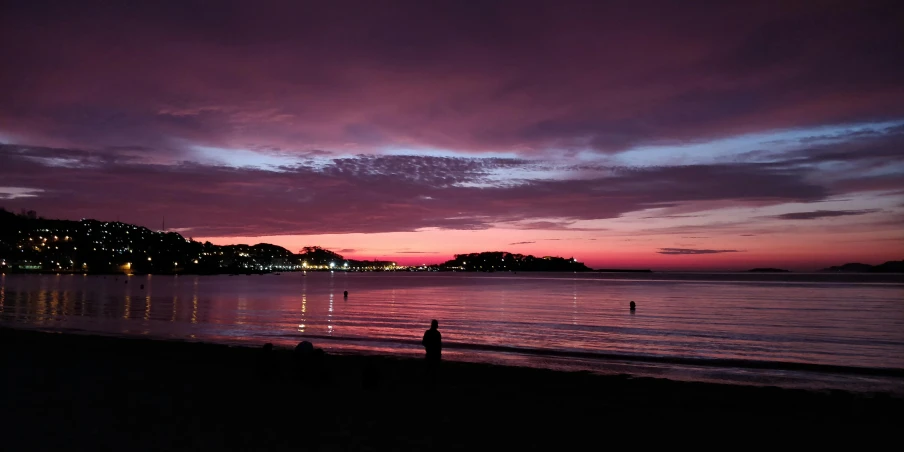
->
xmin=2 ymin=271 xmax=902 ymax=393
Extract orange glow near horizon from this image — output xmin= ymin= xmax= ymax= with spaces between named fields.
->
xmin=198 ymin=223 xmax=904 ymax=271
xmin=3 ymin=3 xmax=903 ymax=272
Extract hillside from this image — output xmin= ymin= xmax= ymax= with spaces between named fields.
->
xmin=820 ymin=260 xmax=904 ymax=273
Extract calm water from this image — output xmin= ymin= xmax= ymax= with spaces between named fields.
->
xmin=2 ymin=272 xmax=903 ymax=393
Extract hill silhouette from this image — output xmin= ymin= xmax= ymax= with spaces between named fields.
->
xmin=437 ymin=251 xmax=591 ymax=272
xmin=820 ymin=260 xmax=903 ymax=273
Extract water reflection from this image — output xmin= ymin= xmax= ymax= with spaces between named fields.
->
xmin=62 ymin=289 xmax=71 ymax=317
xmin=0 ymin=272 xmax=902 ymax=380
xmin=191 ymin=294 xmax=198 ymax=324
xmin=171 ymin=295 xmax=179 ymax=322
xmin=123 ymin=294 xmax=131 ymax=320
xmin=236 ymin=296 xmax=248 ymax=325
xmin=36 ymin=289 xmax=47 ymax=323
xmin=572 ymin=282 xmax=577 ymax=326
xmin=328 ymin=292 xmax=333 ymax=336
xmin=390 ymin=288 xmax=396 ymax=315
xmin=298 ymin=292 xmax=307 ymax=333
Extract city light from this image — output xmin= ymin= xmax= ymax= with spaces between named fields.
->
xmin=3 ymin=214 xmax=426 ymax=274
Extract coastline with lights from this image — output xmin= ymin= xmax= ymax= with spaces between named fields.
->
xmin=0 ymin=209 xmax=590 ymax=275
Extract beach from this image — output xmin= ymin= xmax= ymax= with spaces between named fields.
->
xmin=2 ymin=327 xmax=901 ymax=451
xmin=3 ymin=272 xmax=904 ymax=393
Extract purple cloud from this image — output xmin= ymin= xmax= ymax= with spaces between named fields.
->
xmin=1 ymin=1 xmax=902 ymax=157
xmin=657 ymin=248 xmax=742 ymax=255
xmin=0 ymin=1 xmax=901 ymax=247
xmin=773 ymin=210 xmax=880 ymax=220
xmin=0 ymin=144 xmax=838 ymax=236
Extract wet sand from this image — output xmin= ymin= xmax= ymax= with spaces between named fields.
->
xmin=2 ymin=327 xmax=902 ymax=450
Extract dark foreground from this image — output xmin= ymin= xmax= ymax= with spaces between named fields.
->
xmin=2 ymin=328 xmax=902 ymax=451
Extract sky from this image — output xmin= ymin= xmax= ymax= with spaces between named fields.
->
xmin=1 ymin=0 xmax=902 ymax=270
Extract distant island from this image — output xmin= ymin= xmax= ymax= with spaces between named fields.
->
xmin=748 ymin=268 xmax=790 ymax=273
xmin=435 ymin=251 xmax=591 ymax=272
xmin=0 ymin=209 xmax=591 ymax=274
xmin=595 ymin=268 xmax=653 ymax=273
xmin=819 ymin=261 xmax=904 ymax=273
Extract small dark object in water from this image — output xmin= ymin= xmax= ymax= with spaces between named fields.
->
xmin=343 ymin=290 xmax=348 ymax=298
xmin=629 ymin=301 xmax=636 ymax=311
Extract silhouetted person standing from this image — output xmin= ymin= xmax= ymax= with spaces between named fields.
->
xmin=422 ymin=319 xmax=442 ymax=361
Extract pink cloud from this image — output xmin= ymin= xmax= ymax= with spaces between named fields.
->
xmin=1 ymin=1 xmax=902 ymax=157
xmin=1 ymin=1 xmax=902 ymax=269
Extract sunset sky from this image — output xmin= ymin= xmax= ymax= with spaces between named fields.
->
xmin=1 ymin=1 xmax=902 ymax=270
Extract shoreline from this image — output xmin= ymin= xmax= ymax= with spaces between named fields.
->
xmin=294 ymin=332 xmax=904 ymax=378
xmin=3 ymin=327 xmax=903 ymax=449
xmin=13 ymin=323 xmax=903 ymax=381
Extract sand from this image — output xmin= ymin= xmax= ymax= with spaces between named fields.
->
xmin=2 ymin=327 xmax=901 ymax=450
